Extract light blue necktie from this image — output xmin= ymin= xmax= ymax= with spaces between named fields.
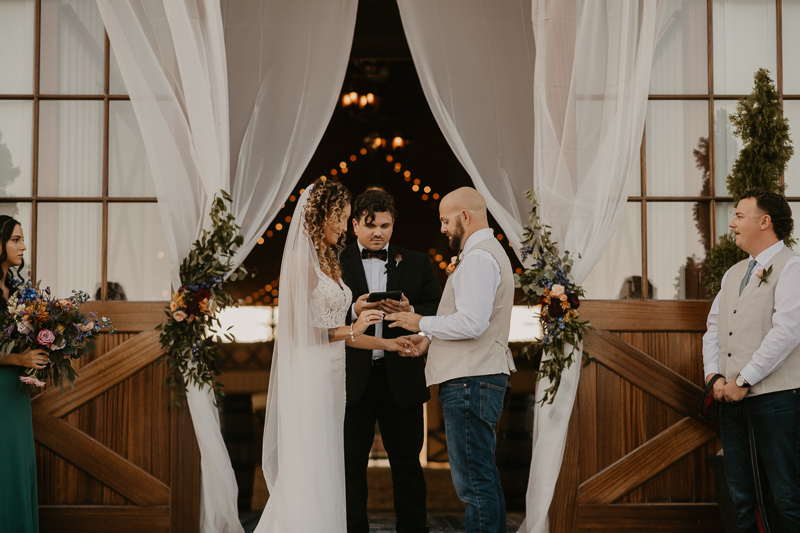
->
xmin=739 ymin=259 xmax=757 ymax=296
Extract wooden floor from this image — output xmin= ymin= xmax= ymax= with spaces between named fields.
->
xmin=240 ymin=511 xmax=526 ymax=532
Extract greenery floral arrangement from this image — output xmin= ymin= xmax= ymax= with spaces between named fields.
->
xmin=0 ymin=281 xmax=114 ymax=391
xmin=159 ymin=191 xmax=250 ymax=406
xmin=703 ymin=68 xmax=794 ymax=299
xmin=515 ymin=190 xmax=592 ymax=404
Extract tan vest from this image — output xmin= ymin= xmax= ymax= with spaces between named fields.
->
xmin=425 ymin=238 xmax=516 ymax=386
xmin=719 ymin=246 xmax=800 ymax=396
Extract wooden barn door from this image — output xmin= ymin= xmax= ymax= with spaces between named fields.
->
xmin=549 ymin=301 xmax=724 ymax=532
xmin=31 ymin=303 xmax=200 ymax=533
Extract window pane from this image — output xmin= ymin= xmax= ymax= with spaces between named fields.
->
xmin=38 ymin=100 xmax=102 ymax=197
xmin=714 ymin=100 xmax=741 ymax=196
xmin=716 ymin=201 xmax=735 ymax=241
xmin=783 ymin=101 xmax=800 ymax=196
xmin=0 ymin=100 xmax=33 ymax=197
xmin=646 ymin=100 xmax=710 ymax=196
xmin=109 ymin=102 xmax=155 ymax=197
xmin=649 ymin=0 xmax=708 ymax=94
xmin=40 ymin=0 xmax=105 ymax=94
xmin=713 ymin=0 xmax=777 ymax=95
xmin=109 ymin=45 xmax=128 ymax=95
xmin=648 ymin=202 xmax=710 ymax=299
xmin=36 ymin=203 xmax=101 ymax=297
xmin=0 ymin=0 xmax=35 ymax=94
xmin=783 ymin=0 xmax=800 ymax=94
xmin=107 ymin=203 xmax=170 ymax=301
xmin=582 ymin=203 xmax=642 ymax=299
xmin=0 ymin=202 xmax=32 ymax=281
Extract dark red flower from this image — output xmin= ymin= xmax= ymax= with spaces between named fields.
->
xmin=196 ymin=289 xmax=210 ymax=301
xmin=548 ymin=301 xmax=566 ymax=317
xmin=567 ymin=293 xmax=580 ymax=309
xmin=185 ymin=299 xmax=200 ymax=316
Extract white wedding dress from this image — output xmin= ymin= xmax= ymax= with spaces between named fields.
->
xmin=255 ymin=185 xmax=352 ymax=533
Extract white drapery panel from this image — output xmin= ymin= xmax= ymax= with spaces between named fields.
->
xmin=96 ymin=3 xmax=241 ymax=532
xmin=524 ymin=3 xmax=661 ymax=532
xmin=98 ymin=1 xmax=357 ymax=532
xmin=398 ymin=2 xmax=661 ymax=532
xmin=397 ymin=0 xmax=536 ymax=256
xmin=223 ymin=0 xmax=358 ymax=269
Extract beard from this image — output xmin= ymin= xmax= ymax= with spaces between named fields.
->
xmin=447 ymin=219 xmax=465 ymax=251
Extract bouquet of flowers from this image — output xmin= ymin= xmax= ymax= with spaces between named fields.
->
xmin=515 ymin=190 xmax=592 ymax=404
xmin=0 ymin=280 xmax=115 ymax=391
xmin=159 ymin=191 xmax=250 ymax=406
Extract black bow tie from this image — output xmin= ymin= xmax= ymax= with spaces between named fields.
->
xmin=361 ymin=249 xmax=388 ymax=261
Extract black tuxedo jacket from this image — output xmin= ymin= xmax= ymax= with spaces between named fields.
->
xmin=340 ymin=243 xmax=442 ymax=408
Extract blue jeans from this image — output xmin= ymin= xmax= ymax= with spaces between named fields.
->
xmin=720 ymin=389 xmax=800 ymax=532
xmin=439 ymin=374 xmax=509 ymax=533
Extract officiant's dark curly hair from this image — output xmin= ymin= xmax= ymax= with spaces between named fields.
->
xmin=353 ymin=188 xmax=397 ymax=224
xmin=740 ymin=188 xmax=794 ymax=240
xmin=304 ymin=178 xmax=352 ymax=279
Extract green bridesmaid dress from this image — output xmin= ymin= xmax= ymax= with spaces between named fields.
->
xmin=0 ymin=350 xmax=39 ymax=532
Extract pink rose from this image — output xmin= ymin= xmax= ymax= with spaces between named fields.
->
xmin=551 ymin=284 xmax=566 ymax=297
xmin=173 ymin=310 xmax=188 ymax=322
xmin=37 ymin=329 xmax=56 ymax=347
xmin=756 ymin=269 xmax=764 ymax=278
xmin=169 ymin=301 xmax=178 ymax=312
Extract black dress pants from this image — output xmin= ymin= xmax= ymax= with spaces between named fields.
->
xmin=344 ymin=362 xmax=428 ymax=533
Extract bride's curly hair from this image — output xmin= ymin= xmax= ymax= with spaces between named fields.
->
xmin=304 ymin=178 xmax=352 ymax=279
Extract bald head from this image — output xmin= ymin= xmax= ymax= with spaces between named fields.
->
xmin=440 ymin=187 xmax=488 ymax=222
xmin=439 ymin=187 xmax=490 ymax=251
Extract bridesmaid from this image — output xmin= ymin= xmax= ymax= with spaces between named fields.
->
xmin=0 ymin=215 xmax=48 ymax=533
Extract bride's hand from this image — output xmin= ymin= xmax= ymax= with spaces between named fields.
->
xmin=352 ymin=309 xmax=384 ymax=336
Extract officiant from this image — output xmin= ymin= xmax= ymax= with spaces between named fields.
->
xmin=340 ymin=189 xmax=442 ymax=533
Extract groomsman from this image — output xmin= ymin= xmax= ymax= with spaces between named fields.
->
xmin=386 ymin=187 xmax=516 ymax=533
xmin=340 ymin=189 xmax=442 ymax=533
xmin=702 ymin=189 xmax=800 ymax=530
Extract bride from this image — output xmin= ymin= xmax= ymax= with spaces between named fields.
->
xmin=255 ymin=179 xmax=417 ymax=532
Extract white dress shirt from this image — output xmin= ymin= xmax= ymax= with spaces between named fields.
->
xmin=419 ymin=228 xmax=501 ymax=340
xmin=351 ymin=243 xmax=389 ymax=360
xmin=703 ymin=240 xmax=800 ymax=385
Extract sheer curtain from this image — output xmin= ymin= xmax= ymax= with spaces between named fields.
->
xmin=97 ymin=1 xmax=356 ymax=531
xmin=397 ymin=1 xmax=662 ymax=531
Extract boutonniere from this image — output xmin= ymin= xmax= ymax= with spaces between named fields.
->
xmin=446 ymin=254 xmax=462 ymax=276
xmin=395 ymin=254 xmax=403 ymax=267
xmin=756 ymin=265 xmax=773 ymax=287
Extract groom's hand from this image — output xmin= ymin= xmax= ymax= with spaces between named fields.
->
xmin=385 ymin=311 xmax=422 ymax=332
xmin=401 ymin=334 xmax=430 ymax=356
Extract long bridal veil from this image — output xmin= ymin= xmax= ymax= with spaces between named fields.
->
xmin=256 ymin=185 xmax=346 ymax=532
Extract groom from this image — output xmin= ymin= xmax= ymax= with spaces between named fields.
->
xmin=340 ymin=188 xmax=442 ymax=533
xmin=386 ymin=187 xmax=516 ymax=533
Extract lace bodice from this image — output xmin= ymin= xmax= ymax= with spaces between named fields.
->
xmin=310 ymin=267 xmax=352 ymax=329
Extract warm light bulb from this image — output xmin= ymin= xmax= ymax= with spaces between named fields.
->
xmin=359 ymin=95 xmax=367 ymax=107
xmin=392 ymin=136 xmax=404 ymax=149
xmin=342 ymin=94 xmax=351 ymax=106
xmin=349 ymin=91 xmax=358 ymax=102
xmin=423 ymin=186 xmax=431 ymax=193
xmin=366 ymin=93 xmax=375 ymax=103
xmin=372 ymin=138 xmax=382 ymax=149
